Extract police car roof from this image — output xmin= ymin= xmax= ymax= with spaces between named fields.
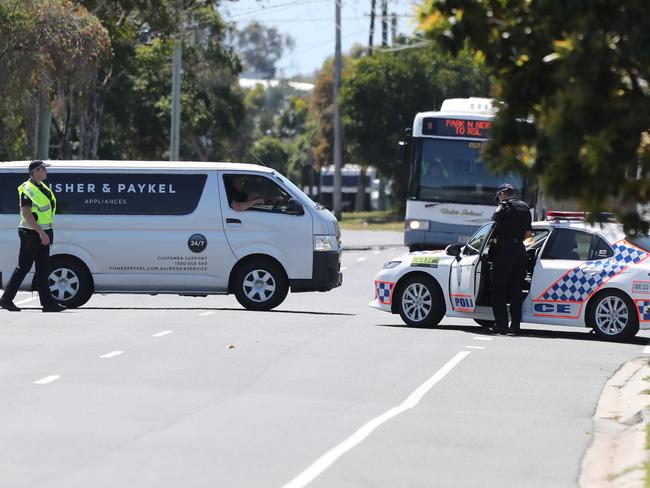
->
xmin=0 ymin=160 xmax=274 ymax=173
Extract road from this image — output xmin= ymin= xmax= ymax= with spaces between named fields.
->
xmin=1 ymin=243 xmax=649 ymax=488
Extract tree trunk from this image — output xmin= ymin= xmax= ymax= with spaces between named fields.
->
xmin=354 ymin=166 xmax=366 ymax=211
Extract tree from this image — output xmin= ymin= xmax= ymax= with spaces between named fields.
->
xmin=339 ymin=44 xmax=490 ymax=212
xmin=250 ymin=135 xmax=289 ymax=174
xmin=420 ymin=1 xmax=650 ymax=232
xmin=235 ymin=21 xmax=294 ymax=79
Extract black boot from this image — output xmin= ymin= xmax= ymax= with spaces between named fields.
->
xmin=42 ymin=303 xmax=66 ymax=313
xmin=0 ymin=300 xmax=21 ymax=312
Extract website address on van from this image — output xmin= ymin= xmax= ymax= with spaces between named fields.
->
xmin=108 ymin=265 xmax=208 ymax=272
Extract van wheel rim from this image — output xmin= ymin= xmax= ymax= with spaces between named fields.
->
xmin=402 ymin=283 xmax=432 ymax=322
xmin=49 ymin=268 xmax=80 ymax=301
xmin=595 ymin=296 xmax=628 ymax=335
xmin=243 ymin=270 xmax=276 ymax=303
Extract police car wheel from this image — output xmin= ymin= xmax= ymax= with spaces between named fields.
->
xmin=48 ymin=258 xmax=93 ymax=308
xmin=233 ymin=260 xmax=288 ymax=311
xmin=589 ymin=290 xmax=639 ymax=341
xmin=397 ymin=275 xmax=445 ymax=328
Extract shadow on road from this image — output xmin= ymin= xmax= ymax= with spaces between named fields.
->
xmin=50 ymin=307 xmax=356 ymax=316
xmin=375 ymin=322 xmax=649 ymax=345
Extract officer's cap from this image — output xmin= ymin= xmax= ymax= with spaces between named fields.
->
xmin=495 ymin=182 xmax=514 ymax=201
xmin=28 ymin=160 xmax=49 ymax=174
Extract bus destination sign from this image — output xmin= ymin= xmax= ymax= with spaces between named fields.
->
xmin=422 ymin=117 xmax=492 ymax=138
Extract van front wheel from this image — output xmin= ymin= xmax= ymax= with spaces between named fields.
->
xmin=233 ymin=260 xmax=288 ymax=311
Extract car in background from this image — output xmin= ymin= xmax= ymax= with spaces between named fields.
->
xmin=370 ymin=212 xmax=650 ymax=341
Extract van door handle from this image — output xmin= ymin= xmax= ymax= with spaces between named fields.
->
xmin=226 ymin=218 xmax=241 ymax=224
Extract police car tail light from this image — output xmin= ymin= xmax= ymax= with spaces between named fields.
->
xmin=546 ymin=211 xmax=585 ymax=222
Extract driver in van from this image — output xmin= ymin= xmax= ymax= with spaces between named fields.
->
xmin=227 ymin=175 xmax=264 ymax=212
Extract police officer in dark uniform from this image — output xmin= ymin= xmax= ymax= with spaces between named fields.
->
xmin=0 ymin=161 xmax=65 ymax=313
xmin=489 ymin=183 xmax=532 ymax=334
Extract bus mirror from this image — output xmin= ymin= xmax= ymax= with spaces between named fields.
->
xmin=395 ymin=140 xmax=407 ymax=164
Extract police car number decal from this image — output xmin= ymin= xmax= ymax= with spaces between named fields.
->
xmin=633 ymin=281 xmax=650 ymax=295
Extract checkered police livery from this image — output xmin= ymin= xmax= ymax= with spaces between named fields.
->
xmin=637 ymin=301 xmax=650 ymax=322
xmin=375 ymin=281 xmax=394 ymax=305
xmin=539 ymin=241 xmax=648 ymax=302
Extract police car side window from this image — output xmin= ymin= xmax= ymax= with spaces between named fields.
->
xmin=463 ymin=223 xmax=492 ymax=256
xmin=542 ymin=229 xmax=612 ymax=260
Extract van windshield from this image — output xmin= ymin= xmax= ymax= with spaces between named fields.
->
xmin=274 ymin=173 xmax=324 ymax=210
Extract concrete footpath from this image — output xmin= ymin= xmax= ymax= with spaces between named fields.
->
xmin=580 ymin=357 xmax=650 ymax=487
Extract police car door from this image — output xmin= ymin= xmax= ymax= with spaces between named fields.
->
xmin=525 ymin=228 xmax=614 ymax=324
xmin=449 ymin=223 xmax=494 ymax=314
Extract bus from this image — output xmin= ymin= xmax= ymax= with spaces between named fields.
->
xmin=401 ymin=97 xmax=535 ymax=251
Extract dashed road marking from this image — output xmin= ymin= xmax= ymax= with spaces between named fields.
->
xmin=281 ymin=351 xmax=471 ymax=488
xmin=153 ymin=330 xmax=173 ymax=337
xmin=340 ymin=267 xmax=347 ymax=271
xmin=466 ymin=346 xmax=485 ymax=350
xmin=198 ymin=311 xmax=215 ymax=317
xmin=34 ymin=375 xmax=60 ymax=385
xmin=356 ymin=257 xmax=367 ymax=262
xmin=473 ymin=337 xmax=492 ymax=341
xmin=100 ymin=351 xmax=124 ymax=359
xmin=643 ymin=342 xmax=650 ymax=354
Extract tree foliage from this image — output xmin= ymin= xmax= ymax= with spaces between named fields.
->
xmin=420 ymin=1 xmax=650 ymax=232
xmin=235 ymin=21 xmax=295 ymax=79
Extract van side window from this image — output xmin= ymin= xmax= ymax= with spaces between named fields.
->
xmin=223 ymin=174 xmax=293 ymax=213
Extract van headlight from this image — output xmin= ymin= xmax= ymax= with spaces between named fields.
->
xmin=314 ymin=235 xmax=340 ymax=252
xmin=405 ymin=219 xmax=430 ymax=231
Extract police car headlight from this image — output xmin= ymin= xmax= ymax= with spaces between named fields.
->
xmin=406 ymin=219 xmax=429 ymax=231
xmin=383 ymin=260 xmax=402 ymax=269
xmin=314 ymin=235 xmax=340 ymax=252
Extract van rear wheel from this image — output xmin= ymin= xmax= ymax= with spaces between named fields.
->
xmin=233 ymin=260 xmax=288 ymax=311
xmin=49 ymin=258 xmax=93 ymax=308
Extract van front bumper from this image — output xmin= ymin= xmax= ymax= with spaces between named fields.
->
xmin=290 ymin=251 xmax=342 ymax=292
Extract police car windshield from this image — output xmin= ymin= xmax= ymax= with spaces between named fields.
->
xmin=414 ymin=138 xmax=523 ymax=205
xmin=627 ymin=235 xmax=650 ymax=252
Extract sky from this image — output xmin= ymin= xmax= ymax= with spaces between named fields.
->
xmin=220 ymin=0 xmax=422 ymax=78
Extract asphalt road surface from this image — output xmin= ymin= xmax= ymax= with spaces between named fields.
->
xmin=2 ymin=245 xmax=649 ymax=488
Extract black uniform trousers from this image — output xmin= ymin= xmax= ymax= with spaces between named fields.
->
xmin=1 ymin=228 xmax=56 ymax=307
xmin=490 ymin=241 xmax=527 ymax=331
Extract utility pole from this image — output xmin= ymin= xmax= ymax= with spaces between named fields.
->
xmin=170 ymin=39 xmax=182 ymax=161
xmin=367 ymin=0 xmax=376 ymax=55
xmin=391 ymin=12 xmax=397 ymax=45
xmin=333 ymin=0 xmax=343 ymax=219
xmin=381 ymin=0 xmax=388 ymax=47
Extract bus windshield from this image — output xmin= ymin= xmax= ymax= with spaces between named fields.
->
xmin=411 ymin=138 xmax=524 ymax=205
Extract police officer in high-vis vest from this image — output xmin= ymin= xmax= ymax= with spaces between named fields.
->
xmin=0 ymin=161 xmax=65 ymax=312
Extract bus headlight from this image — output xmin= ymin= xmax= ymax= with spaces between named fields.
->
xmin=406 ymin=219 xmax=429 ymax=231
xmin=314 ymin=235 xmax=340 ymax=252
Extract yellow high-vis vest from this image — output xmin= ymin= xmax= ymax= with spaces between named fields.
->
xmin=18 ymin=180 xmax=56 ymax=230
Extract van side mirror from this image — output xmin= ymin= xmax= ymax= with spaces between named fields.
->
xmin=445 ymin=244 xmax=463 ymax=260
xmin=287 ymin=198 xmax=304 ymax=216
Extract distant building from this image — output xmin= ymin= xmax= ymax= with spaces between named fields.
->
xmin=238 ymin=78 xmax=314 ymax=92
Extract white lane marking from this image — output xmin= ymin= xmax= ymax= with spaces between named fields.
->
xmin=356 ymin=257 xmax=367 ymax=262
xmin=34 ymin=375 xmax=60 ymax=385
xmin=373 ymin=250 xmax=381 ymax=254
xmin=644 ymin=342 xmax=650 ymax=354
xmin=198 ymin=311 xmax=215 ymax=317
xmin=153 ymin=330 xmax=173 ymax=337
xmin=100 ymin=351 xmax=124 ymax=359
xmin=473 ymin=337 xmax=492 ymax=341
xmin=281 ymin=351 xmax=471 ymax=488
xmin=466 ymin=346 xmax=485 ymax=350
xmin=340 ymin=267 xmax=347 ymax=271
xmin=15 ymin=296 xmax=37 ymax=306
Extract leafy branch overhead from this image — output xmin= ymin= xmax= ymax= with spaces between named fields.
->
xmin=419 ymin=1 xmax=650 ymax=232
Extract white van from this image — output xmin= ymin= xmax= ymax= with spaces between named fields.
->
xmin=0 ymin=161 xmax=342 ymax=310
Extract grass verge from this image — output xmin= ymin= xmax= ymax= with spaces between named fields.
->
xmin=338 ymin=210 xmax=404 ymax=231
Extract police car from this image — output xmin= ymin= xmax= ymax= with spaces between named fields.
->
xmin=370 ymin=212 xmax=650 ymax=341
